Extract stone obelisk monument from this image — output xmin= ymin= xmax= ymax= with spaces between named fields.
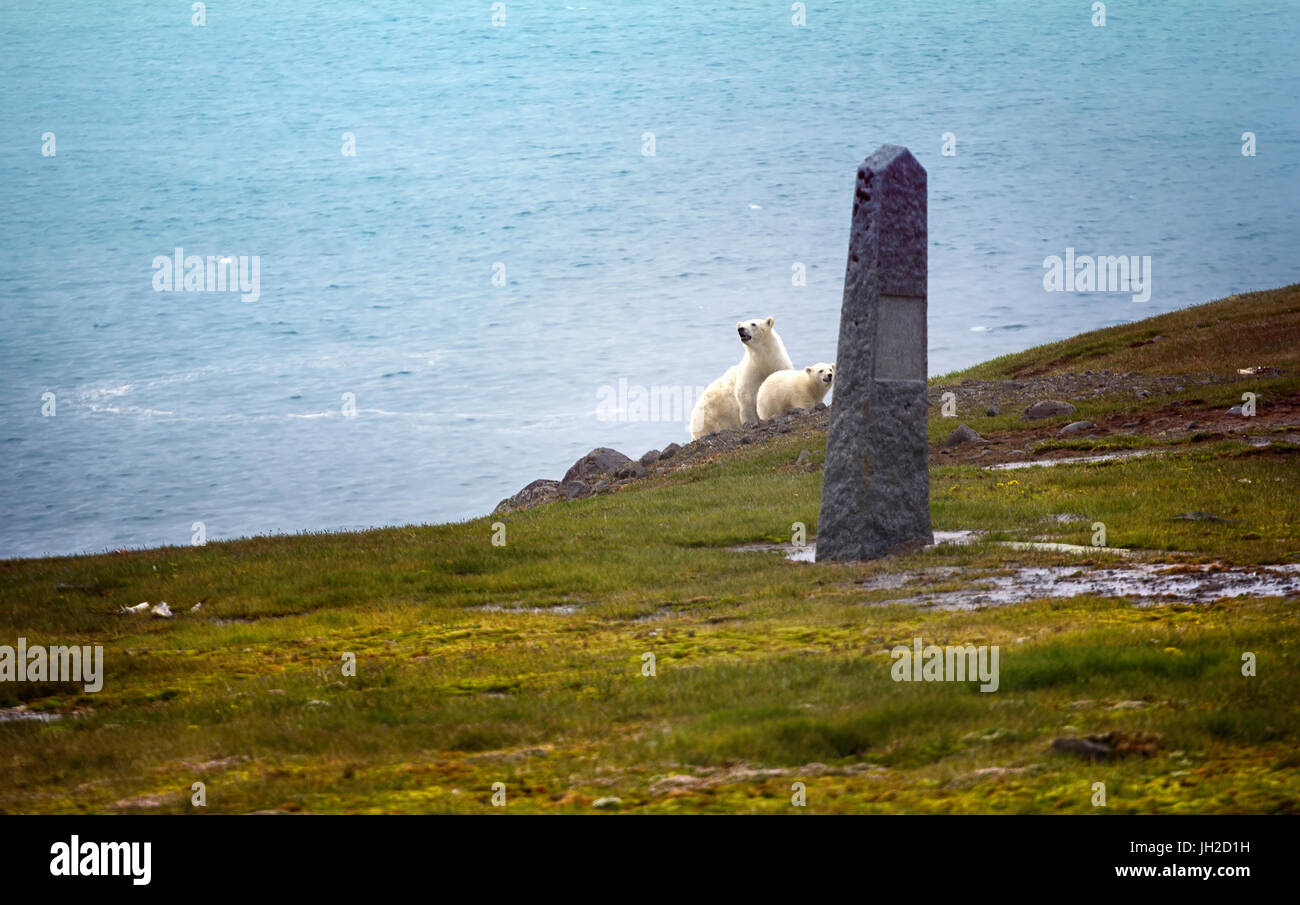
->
xmin=816 ymin=145 xmax=932 ymax=562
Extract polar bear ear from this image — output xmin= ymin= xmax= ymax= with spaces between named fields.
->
xmin=805 ymin=366 xmax=814 ymax=374
xmin=765 ymin=317 xmax=775 ymax=328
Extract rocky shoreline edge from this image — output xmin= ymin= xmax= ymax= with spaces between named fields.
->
xmin=493 ymin=404 xmax=831 ymax=515
xmin=494 ymin=367 xmax=1290 ymax=516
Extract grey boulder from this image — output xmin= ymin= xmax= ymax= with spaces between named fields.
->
xmin=615 ymin=461 xmax=646 ymax=480
xmin=943 ymin=424 xmax=984 ymax=447
xmin=1023 ymin=400 xmax=1077 ymax=420
xmin=558 ymin=479 xmax=593 ymax=501
xmin=493 ymin=479 xmax=560 ymax=515
xmin=563 ymin=447 xmax=632 ymax=484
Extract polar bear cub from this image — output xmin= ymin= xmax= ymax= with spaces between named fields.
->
xmin=756 ymin=362 xmax=835 ymax=420
xmin=689 ymin=317 xmax=793 ymax=439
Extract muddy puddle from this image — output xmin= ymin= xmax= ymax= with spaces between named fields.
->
xmin=0 ymin=708 xmax=63 ymax=723
xmin=862 ymin=563 xmax=1300 ymax=610
xmin=729 ymin=540 xmax=1300 ymax=609
xmin=986 ymin=450 xmax=1159 ymax=471
xmin=474 ymin=604 xmax=583 ymax=615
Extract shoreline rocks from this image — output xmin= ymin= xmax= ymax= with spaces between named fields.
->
xmin=563 ymin=448 xmax=631 ymax=484
xmin=493 ymin=479 xmax=562 ymax=514
xmin=492 ymin=408 xmax=833 ymax=515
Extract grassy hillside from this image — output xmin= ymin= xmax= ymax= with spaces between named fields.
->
xmin=938 ymin=283 xmax=1300 ymax=381
xmin=1 ymin=287 xmax=1298 ymax=814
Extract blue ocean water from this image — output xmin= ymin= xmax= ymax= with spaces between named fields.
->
xmin=1 ymin=1 xmax=1297 ymax=559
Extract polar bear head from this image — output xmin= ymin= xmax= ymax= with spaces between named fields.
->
xmin=806 ymin=361 xmax=837 ymax=387
xmin=805 ymin=362 xmax=835 ymax=394
xmin=736 ymin=316 xmax=776 ymax=346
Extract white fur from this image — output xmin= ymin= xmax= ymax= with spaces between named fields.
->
xmin=756 ymin=362 xmax=834 ymax=420
xmin=689 ymin=317 xmax=793 ymax=439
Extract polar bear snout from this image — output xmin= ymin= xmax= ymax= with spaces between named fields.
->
xmin=737 ymin=325 xmax=752 ymax=342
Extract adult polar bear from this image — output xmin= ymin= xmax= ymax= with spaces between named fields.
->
xmin=689 ymin=317 xmax=792 ymax=439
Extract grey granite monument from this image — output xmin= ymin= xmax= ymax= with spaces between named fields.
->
xmin=816 ymin=145 xmax=932 ymax=562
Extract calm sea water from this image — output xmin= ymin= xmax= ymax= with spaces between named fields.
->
xmin=1 ymin=1 xmax=1297 ymax=559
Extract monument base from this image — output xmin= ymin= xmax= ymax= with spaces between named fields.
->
xmin=816 ymin=378 xmax=932 ymax=562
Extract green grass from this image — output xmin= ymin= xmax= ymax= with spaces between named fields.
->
xmin=2 ymin=288 xmax=1299 ymax=814
xmin=934 ymin=444 xmax=1300 ymax=559
xmin=936 ymin=283 xmax=1300 ymax=381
